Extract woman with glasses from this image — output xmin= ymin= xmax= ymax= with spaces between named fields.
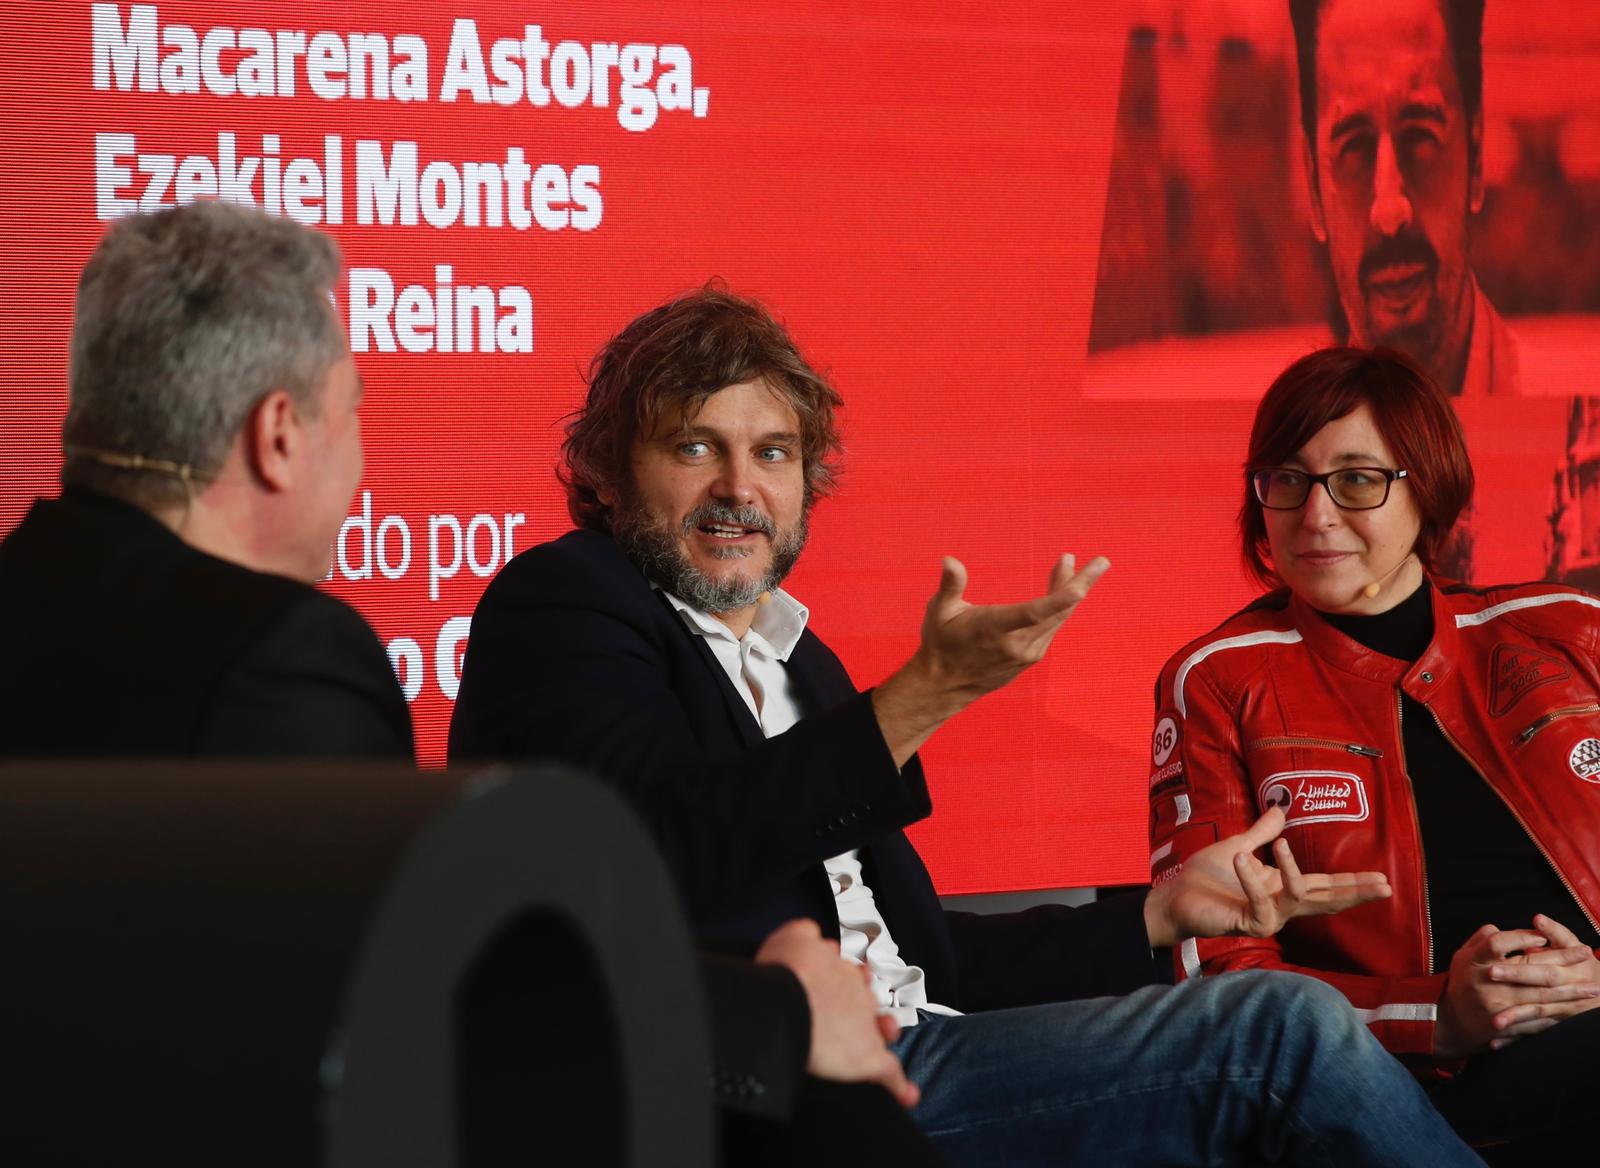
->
xmin=1147 ymin=345 xmax=1600 ymax=1155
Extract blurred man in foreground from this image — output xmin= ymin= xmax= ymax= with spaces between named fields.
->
xmin=0 ymin=199 xmax=411 ymax=757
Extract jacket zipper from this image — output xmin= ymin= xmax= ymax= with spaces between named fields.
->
xmin=1424 ymin=703 xmax=1600 ymax=941
xmin=1516 ymin=703 xmax=1600 ymax=747
xmin=1395 ymin=693 xmax=1436 ymax=975
xmin=1245 ymin=736 xmax=1383 ymax=757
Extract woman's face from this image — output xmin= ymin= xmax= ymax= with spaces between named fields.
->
xmin=1261 ymin=404 xmax=1425 ymax=615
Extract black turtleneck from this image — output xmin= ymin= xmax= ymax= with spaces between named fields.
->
xmin=1322 ymin=582 xmax=1599 ymax=967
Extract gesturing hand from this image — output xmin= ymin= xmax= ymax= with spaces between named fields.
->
xmin=1145 ymin=806 xmax=1392 ymax=948
xmin=1434 ymin=914 xmax=1600 ymax=1057
xmin=916 ymin=553 xmax=1111 ymax=704
xmin=873 ymin=554 xmax=1111 ymax=766
xmin=755 ymin=919 xmax=919 ymax=1108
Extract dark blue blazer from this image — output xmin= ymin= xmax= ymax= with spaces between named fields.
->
xmin=450 ymin=529 xmax=1156 ymax=1011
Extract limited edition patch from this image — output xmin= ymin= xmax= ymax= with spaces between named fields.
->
xmin=1257 ymin=770 xmax=1370 ymax=826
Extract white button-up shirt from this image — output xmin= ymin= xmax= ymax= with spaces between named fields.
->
xmin=661 ymin=587 xmax=959 ymax=1027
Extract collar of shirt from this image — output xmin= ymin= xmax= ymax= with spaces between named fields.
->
xmin=658 ymin=586 xmax=810 ymax=661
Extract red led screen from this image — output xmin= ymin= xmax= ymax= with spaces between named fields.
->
xmin=3 ymin=1 xmax=1598 ymax=891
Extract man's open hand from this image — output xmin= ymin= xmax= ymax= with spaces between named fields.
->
xmin=916 ymin=554 xmax=1110 ymax=701
xmin=873 ymin=554 xmax=1111 ymax=765
xmin=1145 ymin=806 xmax=1393 ymax=948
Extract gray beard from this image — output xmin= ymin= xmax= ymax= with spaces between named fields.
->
xmin=613 ymin=499 xmax=808 ymax=614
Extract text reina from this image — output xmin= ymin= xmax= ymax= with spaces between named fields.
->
xmin=92 ymin=5 xmax=709 ymax=132
xmin=349 ymin=266 xmax=533 ymax=357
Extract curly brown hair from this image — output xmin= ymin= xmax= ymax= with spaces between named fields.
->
xmin=561 ymin=285 xmax=844 ymax=531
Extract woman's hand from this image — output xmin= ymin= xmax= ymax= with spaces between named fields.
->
xmin=1433 ymin=918 xmax=1600 ymax=1059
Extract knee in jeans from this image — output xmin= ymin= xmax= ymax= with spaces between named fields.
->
xmin=1225 ymin=971 xmax=1359 ymax=1044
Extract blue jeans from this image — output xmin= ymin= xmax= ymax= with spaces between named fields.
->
xmin=891 ymin=971 xmax=1482 ymax=1167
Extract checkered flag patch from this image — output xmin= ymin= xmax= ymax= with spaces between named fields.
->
xmin=1568 ymin=738 xmax=1600 ymax=783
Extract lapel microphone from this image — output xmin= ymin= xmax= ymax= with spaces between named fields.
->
xmin=1360 ymin=553 xmax=1417 ymax=603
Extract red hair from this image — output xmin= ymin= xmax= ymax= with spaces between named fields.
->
xmin=1241 ymin=346 xmax=1474 ymax=587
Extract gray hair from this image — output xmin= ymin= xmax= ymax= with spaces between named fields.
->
xmin=64 ymin=200 xmax=345 ymax=508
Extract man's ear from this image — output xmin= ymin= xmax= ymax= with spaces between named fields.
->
xmin=1468 ymin=106 xmax=1485 ymax=215
xmin=244 ymin=389 xmax=301 ymax=493
xmin=595 ymin=451 xmax=632 ymax=509
xmin=1300 ymin=135 xmax=1328 ymax=244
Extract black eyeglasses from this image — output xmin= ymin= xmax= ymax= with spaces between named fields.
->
xmin=1249 ymin=467 xmax=1408 ymax=511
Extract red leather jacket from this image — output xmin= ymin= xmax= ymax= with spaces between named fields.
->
xmin=1149 ymin=578 xmax=1600 ymax=1058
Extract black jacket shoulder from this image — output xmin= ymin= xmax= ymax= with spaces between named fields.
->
xmin=0 ymin=491 xmax=411 ymax=758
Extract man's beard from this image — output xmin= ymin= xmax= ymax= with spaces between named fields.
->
xmin=1356 ymin=228 xmax=1444 ymax=364
xmin=613 ymin=498 xmax=809 ymax=614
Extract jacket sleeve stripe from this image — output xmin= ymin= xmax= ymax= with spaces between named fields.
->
xmin=1455 ymin=592 xmax=1600 ymax=628
xmin=1174 ymin=630 xmax=1303 ymax=716
xmin=1180 ymin=937 xmax=1202 ymax=979
xmin=1351 ymin=1003 xmax=1437 ymax=1025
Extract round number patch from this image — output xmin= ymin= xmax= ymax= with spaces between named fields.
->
xmin=1152 ymin=716 xmax=1178 ymax=766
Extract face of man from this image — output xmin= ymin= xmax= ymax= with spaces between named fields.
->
xmin=294 ymin=350 xmax=365 ymax=581
xmin=607 ymin=379 xmax=809 ymax=629
xmin=1305 ymin=0 xmax=1483 ymax=391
